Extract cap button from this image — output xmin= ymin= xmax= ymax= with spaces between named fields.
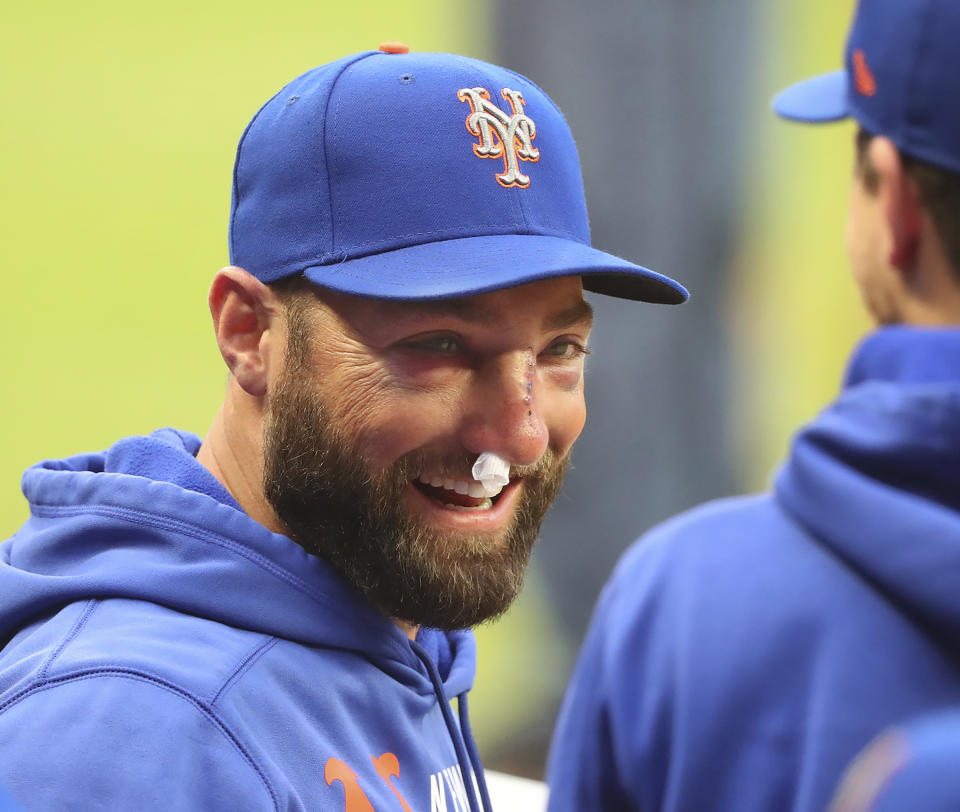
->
xmin=378 ymin=41 xmax=410 ymax=54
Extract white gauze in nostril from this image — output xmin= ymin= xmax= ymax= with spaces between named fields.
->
xmin=471 ymin=452 xmax=511 ymax=493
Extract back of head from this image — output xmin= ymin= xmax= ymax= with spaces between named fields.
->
xmin=773 ymin=0 xmax=960 ymax=282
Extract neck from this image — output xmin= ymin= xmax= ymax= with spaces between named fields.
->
xmin=395 ymin=619 xmax=419 ymax=640
xmin=897 ymin=224 xmax=960 ymax=325
xmin=197 ymin=383 xmax=281 ymax=533
xmin=898 ymin=288 xmax=960 ymax=325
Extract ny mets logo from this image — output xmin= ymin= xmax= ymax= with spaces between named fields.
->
xmin=457 ymin=87 xmax=540 ymax=188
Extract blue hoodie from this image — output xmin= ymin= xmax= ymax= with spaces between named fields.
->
xmin=547 ymin=327 xmax=960 ymax=812
xmin=829 ymin=709 xmax=960 ymax=812
xmin=0 ymin=428 xmax=491 ymax=812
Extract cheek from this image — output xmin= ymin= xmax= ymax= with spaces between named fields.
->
xmin=845 ymin=181 xmax=885 ymax=279
xmin=845 ymin=210 xmax=867 ymax=278
xmin=845 ymin=188 xmax=864 ymax=267
xmin=311 ymin=350 xmax=412 ymax=463
xmin=322 ymin=363 xmax=388 ymax=423
xmin=545 ymin=385 xmax=587 ymax=455
xmin=339 ymin=386 xmax=463 ymax=468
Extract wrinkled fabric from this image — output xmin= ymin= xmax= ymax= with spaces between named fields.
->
xmin=0 ymin=428 xmax=482 ymax=811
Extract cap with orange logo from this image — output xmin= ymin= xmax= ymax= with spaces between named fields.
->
xmin=771 ymin=0 xmax=960 ymax=173
xmin=229 ymin=46 xmax=689 ymax=303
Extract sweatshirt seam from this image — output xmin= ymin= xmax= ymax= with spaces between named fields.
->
xmin=1 ymin=668 xmax=279 ymax=811
xmin=38 ymin=599 xmax=98 ymax=680
xmin=28 ymin=502 xmax=371 ymax=634
xmin=210 ymin=637 xmax=280 ymax=706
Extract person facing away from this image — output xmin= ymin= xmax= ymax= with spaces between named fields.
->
xmin=0 ymin=45 xmax=688 ymax=812
xmin=546 ymin=0 xmax=960 ymax=809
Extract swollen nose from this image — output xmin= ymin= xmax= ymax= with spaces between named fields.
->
xmin=466 ymin=354 xmax=548 ymax=466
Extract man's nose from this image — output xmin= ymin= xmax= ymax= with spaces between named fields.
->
xmin=459 ymin=350 xmax=549 ymax=467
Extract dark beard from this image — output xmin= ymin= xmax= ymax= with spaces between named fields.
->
xmin=262 ymin=349 xmax=568 ymax=630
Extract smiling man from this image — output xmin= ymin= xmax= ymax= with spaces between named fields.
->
xmin=206 ymin=273 xmax=592 ymax=634
xmin=0 ymin=46 xmax=685 ymax=811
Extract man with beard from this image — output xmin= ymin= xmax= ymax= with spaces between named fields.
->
xmin=0 ymin=45 xmax=686 ymax=811
xmin=547 ymin=1 xmax=960 ymax=811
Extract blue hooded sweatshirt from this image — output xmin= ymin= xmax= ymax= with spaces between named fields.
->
xmin=547 ymin=327 xmax=960 ymax=812
xmin=0 ymin=428 xmax=492 ymax=812
xmin=828 ymin=708 xmax=960 ymax=812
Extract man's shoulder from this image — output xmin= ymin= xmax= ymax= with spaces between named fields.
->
xmin=597 ymin=491 xmax=846 ymax=632
xmin=0 ymin=597 xmax=272 ymax=703
xmin=615 ymin=492 xmax=804 ymax=578
xmin=0 ymin=620 xmax=280 ymax=810
xmin=0 ymin=599 xmax=285 ymax=809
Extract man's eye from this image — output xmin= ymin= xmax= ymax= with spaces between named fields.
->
xmin=542 ymin=339 xmax=589 ymax=359
xmin=407 ymin=335 xmax=463 ymax=354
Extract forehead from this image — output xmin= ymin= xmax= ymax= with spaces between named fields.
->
xmin=316 ymin=276 xmax=593 ymax=331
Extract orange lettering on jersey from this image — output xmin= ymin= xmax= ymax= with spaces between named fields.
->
xmin=324 ymin=758 xmax=376 ymax=812
xmin=372 ymin=752 xmax=414 ymax=812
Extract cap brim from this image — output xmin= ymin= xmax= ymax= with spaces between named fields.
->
xmin=302 ymin=234 xmax=689 ymax=304
xmin=772 ymin=70 xmax=850 ymax=123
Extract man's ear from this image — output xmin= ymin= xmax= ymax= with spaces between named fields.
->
xmin=869 ymin=136 xmax=922 ymax=272
xmin=208 ymin=266 xmax=282 ymax=398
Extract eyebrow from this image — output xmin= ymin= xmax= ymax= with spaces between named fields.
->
xmin=545 ymin=299 xmax=594 ymax=331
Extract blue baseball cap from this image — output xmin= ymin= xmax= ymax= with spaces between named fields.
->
xmin=229 ymin=46 xmax=688 ymax=304
xmin=772 ymin=0 xmax=960 ymax=174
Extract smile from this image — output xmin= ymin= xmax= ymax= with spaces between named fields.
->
xmin=412 ymin=473 xmax=507 ymax=512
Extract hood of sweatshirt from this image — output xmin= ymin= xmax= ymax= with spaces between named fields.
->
xmin=2 ymin=427 xmax=475 ymax=699
xmin=776 ymin=326 xmax=960 ymax=646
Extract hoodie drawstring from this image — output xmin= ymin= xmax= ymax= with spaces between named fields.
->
xmin=457 ymin=692 xmax=493 ymax=812
xmin=410 ymin=640 xmax=490 ymax=812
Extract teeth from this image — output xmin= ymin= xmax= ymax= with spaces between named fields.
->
xmin=443 ymin=500 xmax=493 ymax=512
xmin=467 ymin=482 xmax=487 ymax=498
xmin=416 ymin=473 xmax=507 ymax=499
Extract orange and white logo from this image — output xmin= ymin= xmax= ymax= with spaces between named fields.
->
xmin=458 ymin=87 xmax=540 ymax=188
xmin=852 ymin=49 xmax=877 ymax=97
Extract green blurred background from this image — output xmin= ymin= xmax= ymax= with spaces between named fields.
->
xmin=2 ymin=0 xmax=865 ymax=775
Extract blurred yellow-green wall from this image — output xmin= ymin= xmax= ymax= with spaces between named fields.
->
xmin=734 ymin=0 xmax=870 ymax=489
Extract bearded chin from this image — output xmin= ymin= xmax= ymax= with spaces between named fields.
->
xmin=262 ymin=369 xmax=568 ymax=630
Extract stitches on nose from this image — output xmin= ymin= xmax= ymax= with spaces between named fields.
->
xmin=463 ymin=349 xmax=546 ymax=466
xmin=523 ymin=349 xmax=535 ymax=412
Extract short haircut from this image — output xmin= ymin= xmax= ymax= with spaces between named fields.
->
xmin=269 ymin=274 xmax=319 ymax=367
xmin=856 ymin=127 xmax=960 ymax=279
